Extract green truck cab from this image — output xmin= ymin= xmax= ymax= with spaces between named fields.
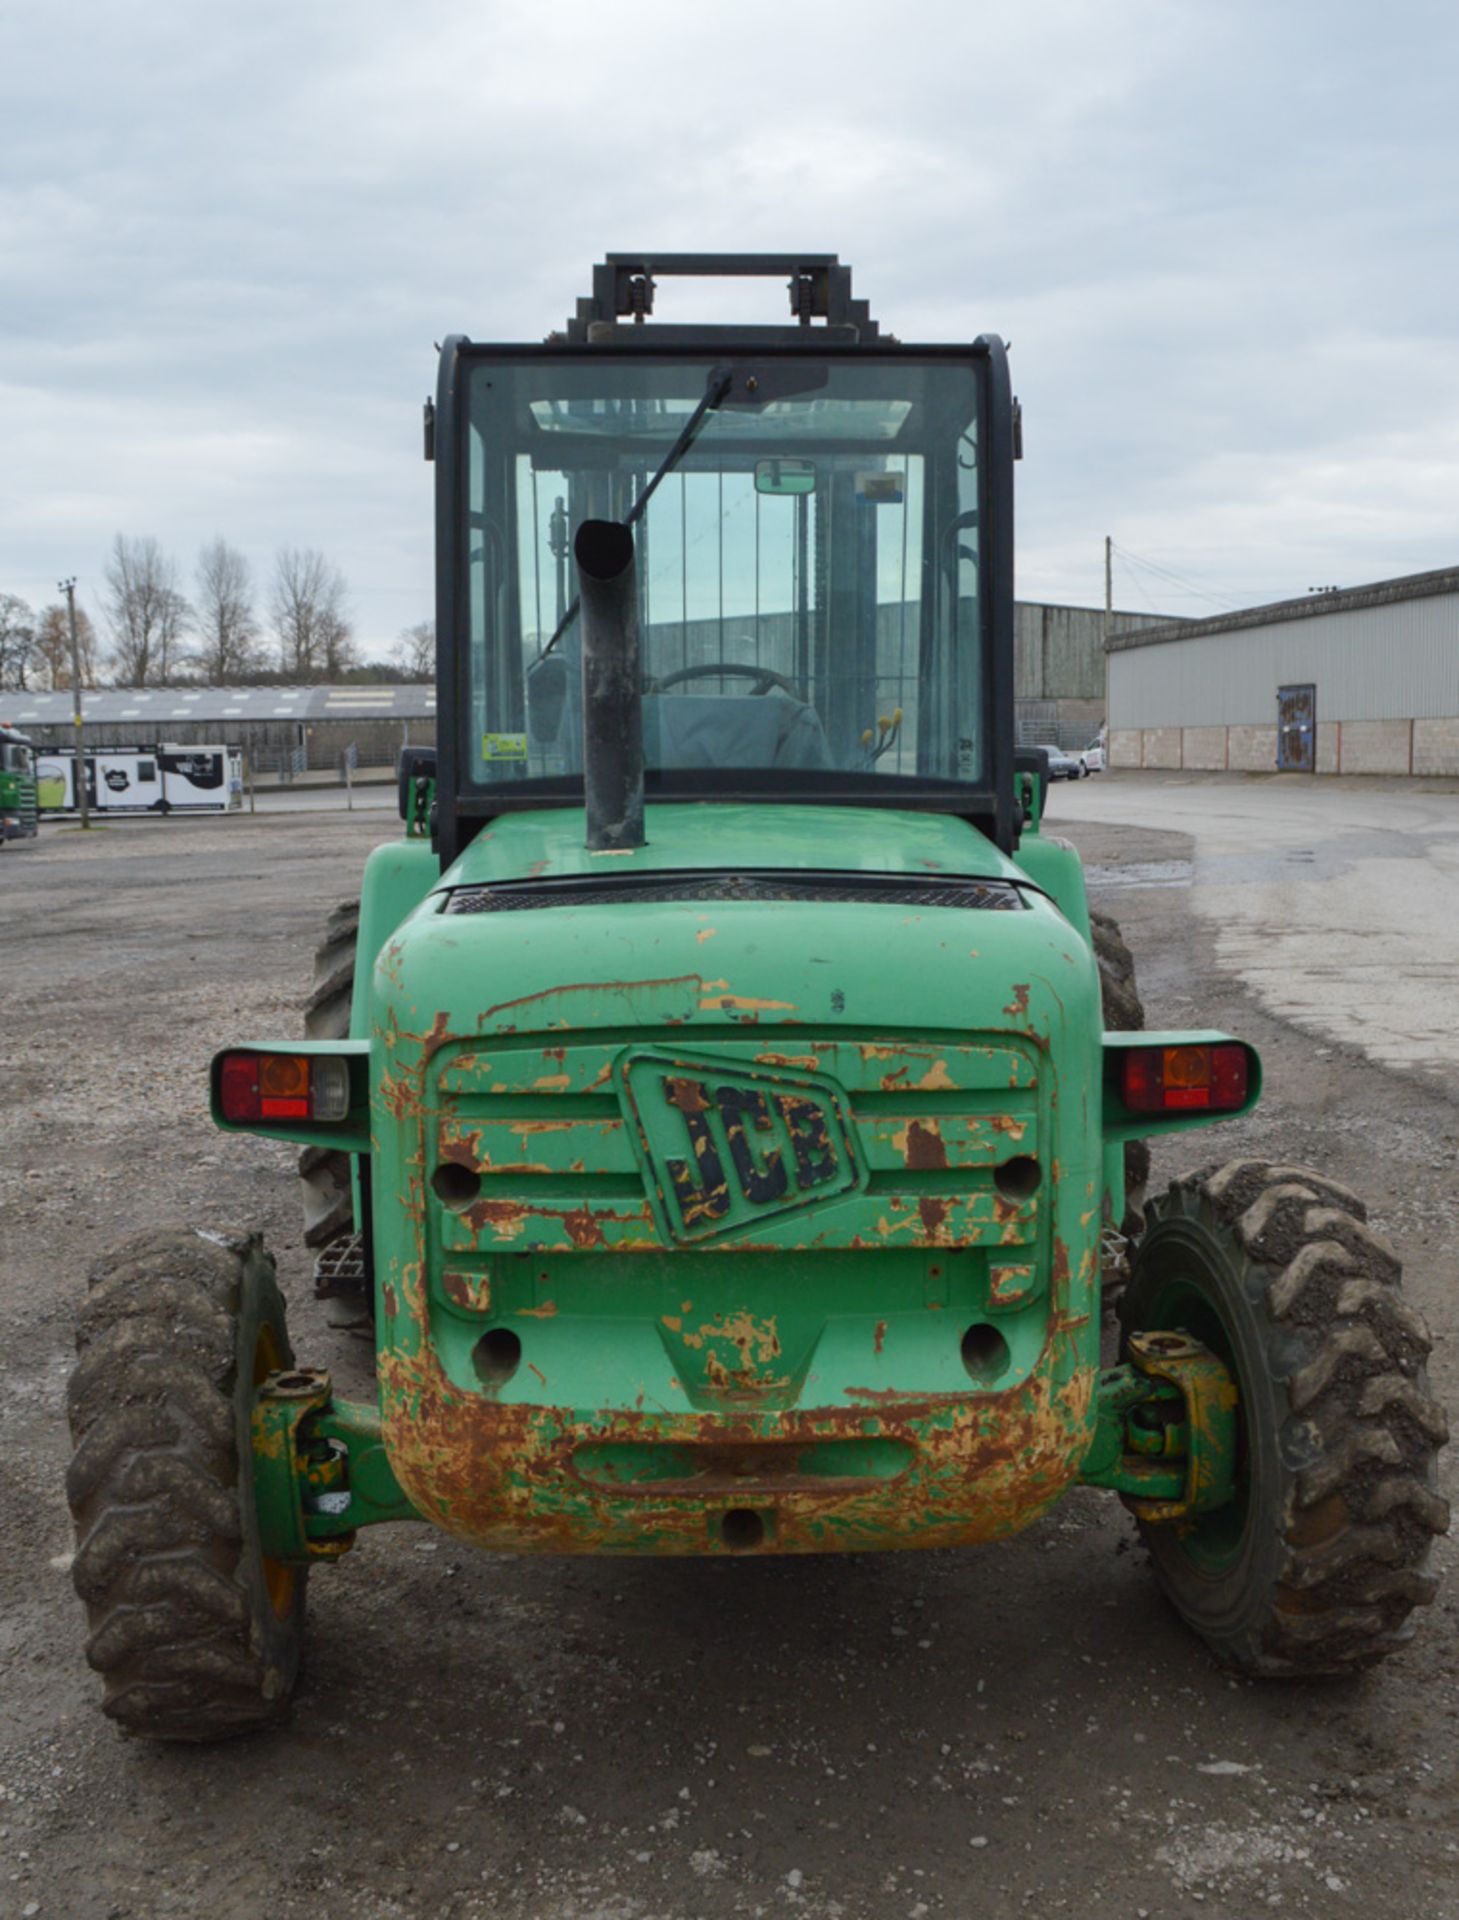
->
xmin=65 ymin=258 xmax=1446 ymax=1741
xmin=0 ymin=722 xmax=38 ymax=845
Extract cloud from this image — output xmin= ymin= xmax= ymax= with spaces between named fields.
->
xmin=1 ymin=0 xmax=1455 ymax=655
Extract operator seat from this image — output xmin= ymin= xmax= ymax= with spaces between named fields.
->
xmin=641 ymin=691 xmax=832 ymax=771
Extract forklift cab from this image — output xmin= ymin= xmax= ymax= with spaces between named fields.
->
xmin=430 ymin=255 xmax=1019 ymax=867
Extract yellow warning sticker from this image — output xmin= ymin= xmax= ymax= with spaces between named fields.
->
xmin=482 ymin=732 xmax=528 ymax=761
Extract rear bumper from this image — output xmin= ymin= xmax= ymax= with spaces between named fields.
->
xmin=378 ymin=1354 xmax=1096 ymax=1555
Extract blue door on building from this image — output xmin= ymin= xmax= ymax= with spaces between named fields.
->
xmin=1277 ymin=684 xmax=1316 ymax=771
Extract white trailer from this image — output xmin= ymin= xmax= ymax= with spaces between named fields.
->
xmin=35 ymin=744 xmax=243 ymax=815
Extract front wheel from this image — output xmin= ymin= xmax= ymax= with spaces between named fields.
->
xmin=1121 ymin=1160 xmax=1448 ymax=1677
xmin=66 ymin=1228 xmax=306 ymax=1739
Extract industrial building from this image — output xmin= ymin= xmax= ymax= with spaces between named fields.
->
xmin=1014 ymin=600 xmax=1173 ymax=747
xmin=1107 ymin=565 xmax=1459 ymax=775
xmin=0 ymin=683 xmax=435 ymax=775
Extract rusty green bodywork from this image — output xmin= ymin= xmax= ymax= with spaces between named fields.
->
xmin=224 ymin=793 xmax=1250 ymax=1566
xmin=216 ymin=256 xmax=1254 ymax=1574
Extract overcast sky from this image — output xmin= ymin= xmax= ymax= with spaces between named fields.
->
xmin=4 ymin=0 xmax=1456 ymax=664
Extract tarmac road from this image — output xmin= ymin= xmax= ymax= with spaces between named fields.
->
xmin=1 ymin=792 xmax=1455 ymax=1920
xmin=1054 ymin=770 xmax=1459 ymax=1086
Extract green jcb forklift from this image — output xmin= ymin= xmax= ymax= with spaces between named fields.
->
xmin=65 ymin=256 xmax=1447 ymax=1740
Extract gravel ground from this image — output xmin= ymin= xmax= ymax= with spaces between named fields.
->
xmin=1 ymin=808 xmax=1455 ymax=1920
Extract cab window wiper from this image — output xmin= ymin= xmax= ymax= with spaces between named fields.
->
xmin=536 ymin=366 xmax=734 ymax=660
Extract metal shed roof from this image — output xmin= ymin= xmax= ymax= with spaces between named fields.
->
xmin=0 ymin=684 xmax=437 ymax=726
xmin=1106 ymin=564 xmax=1459 ymax=653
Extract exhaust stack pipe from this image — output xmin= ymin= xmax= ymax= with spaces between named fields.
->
xmin=575 ymin=520 xmax=646 ymax=852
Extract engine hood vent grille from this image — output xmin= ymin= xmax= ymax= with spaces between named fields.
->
xmin=442 ymin=870 xmax=1028 ymax=914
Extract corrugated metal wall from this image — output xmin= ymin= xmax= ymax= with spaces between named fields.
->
xmin=1111 ymin=591 xmax=1459 ymax=726
xmin=646 ymin=599 xmax=1165 ymax=707
xmin=1015 ymin=604 xmax=1170 ymax=701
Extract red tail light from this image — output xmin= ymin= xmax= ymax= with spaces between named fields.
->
xmin=1121 ymin=1044 xmax=1248 ymax=1115
xmin=217 ymin=1051 xmax=350 ymax=1124
xmin=219 ymin=1052 xmax=263 ymax=1120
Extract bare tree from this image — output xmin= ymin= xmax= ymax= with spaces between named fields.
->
xmin=320 ymin=606 xmax=357 ymax=678
xmin=194 ymin=537 xmax=261 ymax=683
xmin=389 ymin=618 xmax=434 ymax=682
xmin=270 ymin=547 xmax=354 ymax=680
xmin=104 ymin=534 xmax=192 ymax=684
xmin=33 ymin=602 xmax=100 ymax=690
xmin=0 ymin=593 xmax=37 ymax=690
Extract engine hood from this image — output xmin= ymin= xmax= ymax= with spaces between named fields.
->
xmin=434 ymin=802 xmax=1029 ymax=892
xmin=371 ymin=802 xmax=1104 ymax=1263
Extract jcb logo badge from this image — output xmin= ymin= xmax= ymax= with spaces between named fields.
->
xmin=617 ymin=1050 xmax=863 ymax=1244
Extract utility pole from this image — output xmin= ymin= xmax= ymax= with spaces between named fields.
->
xmin=60 ymin=577 xmax=90 ymax=830
xmin=1102 ymin=537 xmax=1113 ymax=742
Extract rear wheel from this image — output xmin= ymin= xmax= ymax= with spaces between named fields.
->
xmin=298 ymin=898 xmax=359 ymax=1251
xmin=1089 ymin=907 xmax=1149 ymax=1238
xmin=1120 ymin=1160 xmax=1448 ymax=1677
xmin=65 ymin=1227 xmax=306 ymax=1739
xmin=298 ymin=899 xmax=372 ymax=1331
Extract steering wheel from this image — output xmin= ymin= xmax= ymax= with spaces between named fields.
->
xmin=650 ymin=662 xmax=798 ymax=696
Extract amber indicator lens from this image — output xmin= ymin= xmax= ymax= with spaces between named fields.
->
xmin=1121 ymin=1043 xmax=1248 ymax=1114
xmin=258 ymin=1054 xmax=309 ymax=1118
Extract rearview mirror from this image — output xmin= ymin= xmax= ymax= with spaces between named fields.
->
xmin=755 ymin=458 xmax=817 ymax=497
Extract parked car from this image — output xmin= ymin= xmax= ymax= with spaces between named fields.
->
xmin=1046 ymin=745 xmax=1083 ymax=780
xmin=1078 ymin=739 xmax=1105 ymax=774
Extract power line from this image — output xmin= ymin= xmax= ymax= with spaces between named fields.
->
xmin=1111 ymin=541 xmax=1230 ymax=612
xmin=1113 ymin=557 xmax=1160 ymax=614
xmin=1114 ymin=542 xmax=1227 ymax=603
